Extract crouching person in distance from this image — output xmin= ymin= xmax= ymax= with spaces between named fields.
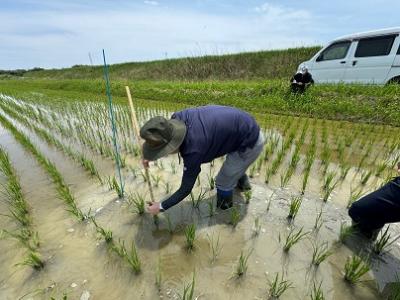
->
xmin=140 ymin=105 xmax=265 ymax=215
xmin=349 ymin=163 xmax=400 ymax=240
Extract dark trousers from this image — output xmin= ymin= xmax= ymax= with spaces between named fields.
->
xmin=349 ymin=177 xmax=400 ymax=233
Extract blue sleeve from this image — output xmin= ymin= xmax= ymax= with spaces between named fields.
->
xmin=161 ymin=155 xmax=201 ymax=210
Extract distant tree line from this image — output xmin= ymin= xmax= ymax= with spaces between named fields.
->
xmin=0 ymin=68 xmax=44 ymax=77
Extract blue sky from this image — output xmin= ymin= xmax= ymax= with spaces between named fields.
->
xmin=1 ymin=0 xmax=399 ymax=69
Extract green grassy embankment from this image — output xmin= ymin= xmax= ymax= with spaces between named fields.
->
xmin=3 ymin=47 xmax=320 ymax=81
xmin=0 ymin=79 xmax=399 ymax=127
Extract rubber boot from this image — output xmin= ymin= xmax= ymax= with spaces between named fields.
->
xmin=216 ymin=189 xmax=233 ymax=210
xmin=236 ymin=174 xmax=251 ymax=191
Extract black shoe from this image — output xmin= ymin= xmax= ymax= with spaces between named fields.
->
xmin=236 ymin=174 xmax=251 ymax=191
xmin=217 ymin=193 xmax=233 ymax=210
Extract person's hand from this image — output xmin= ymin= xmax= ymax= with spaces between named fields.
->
xmin=142 ymin=159 xmax=150 ymax=169
xmin=147 ymin=202 xmax=160 ymax=215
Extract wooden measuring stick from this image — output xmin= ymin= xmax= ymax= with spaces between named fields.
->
xmin=125 ymin=86 xmax=155 ymax=203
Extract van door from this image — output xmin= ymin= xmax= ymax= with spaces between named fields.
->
xmin=343 ymin=34 xmax=397 ymax=84
xmin=309 ymin=40 xmax=352 ymax=83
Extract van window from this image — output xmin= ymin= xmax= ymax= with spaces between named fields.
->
xmin=355 ymin=35 xmax=396 ymax=57
xmin=398 ymin=43 xmax=400 ymax=55
xmin=316 ymin=41 xmax=351 ymax=61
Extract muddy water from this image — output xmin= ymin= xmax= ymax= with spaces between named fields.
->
xmin=0 ymin=104 xmax=399 ymax=299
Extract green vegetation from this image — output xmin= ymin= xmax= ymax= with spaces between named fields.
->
xmin=1 ymin=78 xmax=400 ymax=127
xmin=207 ymin=232 xmax=222 ymax=264
xmin=373 ymin=226 xmax=399 ymax=255
xmin=310 ymin=281 xmax=325 ymax=300
xmin=287 ymin=195 xmax=302 ymax=220
xmin=180 ymin=272 xmax=196 ymax=300
xmin=339 ymin=223 xmax=355 ymax=243
xmin=229 ymin=206 xmax=241 ymax=228
xmin=20 ymin=47 xmax=320 ymax=81
xmin=268 ymin=272 xmax=293 ymax=299
xmin=233 ymin=249 xmax=252 ymax=278
xmin=282 ymin=227 xmax=308 ymax=252
xmin=185 ymin=223 xmax=196 ymax=251
xmin=311 ymin=241 xmax=332 ymax=266
xmin=343 ymin=255 xmax=370 ymax=284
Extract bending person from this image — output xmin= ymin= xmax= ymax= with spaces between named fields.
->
xmin=139 ymin=105 xmax=264 ymax=215
xmin=349 ymin=163 xmax=400 ymax=240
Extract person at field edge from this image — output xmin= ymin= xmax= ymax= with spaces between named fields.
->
xmin=348 ymin=163 xmax=400 ymax=240
xmin=290 ymin=66 xmax=314 ymax=94
xmin=140 ymin=105 xmax=265 ymax=215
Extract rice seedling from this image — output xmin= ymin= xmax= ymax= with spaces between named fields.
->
xmin=89 ymin=216 xmax=113 ymax=243
xmin=111 ymin=176 xmax=124 ymax=198
xmin=139 ymin=170 xmax=148 ymax=182
xmin=230 ymin=206 xmax=241 ymax=228
xmin=360 ymin=170 xmax=372 ymax=186
xmin=125 ymin=241 xmax=141 ymax=273
xmin=105 ymin=176 xmax=113 ymax=190
xmin=387 ymin=274 xmax=400 ymax=300
xmin=375 ymin=161 xmax=387 ymax=177
xmin=233 ymin=249 xmax=252 ymax=278
xmin=185 ymin=223 xmax=196 ymax=251
xmin=313 ymin=209 xmax=324 ymax=231
xmin=127 ymin=192 xmax=146 ymax=215
xmin=311 ymin=241 xmax=332 ymax=266
xmin=150 ymin=174 xmax=162 ymax=187
xmin=373 ymin=226 xmax=400 ymax=254
xmin=287 ymin=195 xmax=302 ymax=220
xmin=244 ymin=190 xmax=252 ymax=204
xmin=339 ymin=222 xmax=355 ymax=243
xmin=207 ymin=232 xmax=222 ymax=263
xmin=322 ymin=170 xmax=338 ymax=202
xmin=347 ymin=187 xmax=363 ymax=208
xmin=339 ymin=163 xmax=351 ymax=181
xmin=207 ymin=173 xmax=215 ymax=190
xmin=180 ymin=272 xmax=196 ymax=300
xmin=310 ymin=281 xmax=325 ymax=300
xmin=16 ymin=251 xmax=45 ymax=270
xmin=163 ymin=181 xmax=172 ymax=194
xmin=343 ymin=255 xmax=370 ymax=284
xmin=282 ymin=227 xmax=308 ymax=252
xmin=253 ymin=217 xmax=262 ymax=236
xmin=268 ymin=272 xmax=293 ymax=299
xmin=0 ymin=228 xmax=38 ymax=251
xmin=189 ymin=189 xmax=207 ymax=209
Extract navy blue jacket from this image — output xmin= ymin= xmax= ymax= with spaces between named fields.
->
xmin=161 ymin=105 xmax=259 ymax=210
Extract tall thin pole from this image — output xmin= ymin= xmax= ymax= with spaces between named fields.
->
xmin=125 ymin=86 xmax=154 ymax=202
xmin=126 ymin=86 xmax=159 ymax=227
xmin=102 ymin=49 xmax=124 ymax=197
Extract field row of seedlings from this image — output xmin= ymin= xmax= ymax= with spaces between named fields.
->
xmin=0 ymin=93 xmax=399 ymax=299
xmin=0 ymin=146 xmax=43 ymax=269
xmin=0 ymin=107 xmax=149 ymax=297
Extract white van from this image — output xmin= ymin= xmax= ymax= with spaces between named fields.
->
xmin=298 ymin=27 xmax=400 ymax=84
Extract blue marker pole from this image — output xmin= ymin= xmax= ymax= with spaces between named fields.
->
xmin=102 ymin=49 xmax=124 ymax=197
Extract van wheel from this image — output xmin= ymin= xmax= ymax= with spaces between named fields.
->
xmin=388 ymin=76 xmax=400 ymax=84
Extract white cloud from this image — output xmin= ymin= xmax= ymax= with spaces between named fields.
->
xmin=144 ymin=0 xmax=159 ymax=6
xmin=255 ymin=2 xmax=311 ymax=23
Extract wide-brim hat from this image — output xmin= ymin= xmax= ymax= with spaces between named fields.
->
xmin=140 ymin=116 xmax=187 ymax=161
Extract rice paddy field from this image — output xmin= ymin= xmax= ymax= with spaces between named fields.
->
xmin=0 ymin=77 xmax=399 ymax=300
